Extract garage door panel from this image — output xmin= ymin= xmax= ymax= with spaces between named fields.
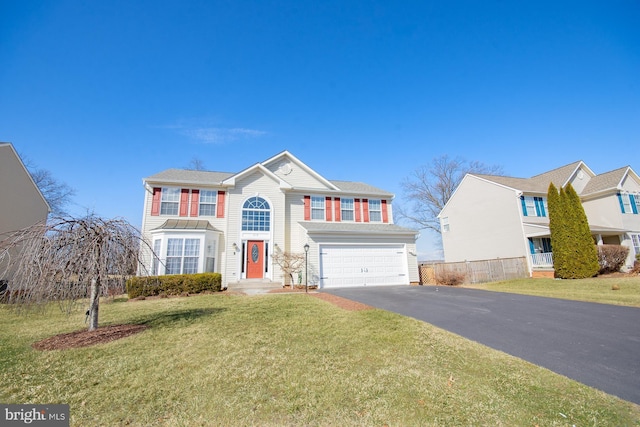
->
xmin=320 ymin=244 xmax=408 ymax=288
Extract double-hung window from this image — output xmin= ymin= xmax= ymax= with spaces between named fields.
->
xmin=341 ymin=198 xmax=354 ymax=221
xmin=521 ymin=196 xmax=547 ymax=217
xmin=166 ymin=238 xmax=200 ymax=274
xmin=151 ymin=239 xmax=161 ymax=275
xmin=369 ymin=199 xmax=382 ymax=222
xmin=311 ymin=196 xmax=325 ymax=220
xmin=199 ymin=190 xmax=217 ymax=216
xmin=441 ymin=217 xmax=450 ymax=232
xmin=619 ymin=193 xmax=639 ymax=214
xmin=160 ymin=187 xmax=180 ymax=215
xmin=632 ymin=234 xmax=640 ymax=256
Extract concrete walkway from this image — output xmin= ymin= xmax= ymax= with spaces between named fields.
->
xmin=322 ymin=285 xmax=640 ymax=405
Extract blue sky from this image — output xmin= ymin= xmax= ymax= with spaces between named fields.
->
xmin=1 ymin=0 xmax=639 ymax=260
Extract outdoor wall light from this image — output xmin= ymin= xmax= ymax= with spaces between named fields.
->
xmin=232 ymin=243 xmax=238 ymax=251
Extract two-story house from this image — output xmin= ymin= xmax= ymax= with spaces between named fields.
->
xmin=140 ymin=151 xmax=420 ymax=289
xmin=438 ymin=161 xmax=640 ymax=276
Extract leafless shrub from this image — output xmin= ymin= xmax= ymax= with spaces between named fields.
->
xmin=271 ymin=250 xmax=305 ymax=287
xmin=0 ymin=215 xmax=154 ymax=330
xmin=435 ymin=270 xmax=466 ymax=286
xmin=597 ymin=245 xmax=629 ymax=274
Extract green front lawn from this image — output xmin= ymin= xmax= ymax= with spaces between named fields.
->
xmin=1 ymin=293 xmax=638 ymax=426
xmin=464 ymin=275 xmax=640 ymax=307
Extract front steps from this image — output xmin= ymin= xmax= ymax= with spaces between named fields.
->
xmin=226 ymin=279 xmax=283 ymax=292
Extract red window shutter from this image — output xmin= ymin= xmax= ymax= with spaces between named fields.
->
xmin=325 ymin=197 xmax=332 ymax=221
xmin=180 ymin=189 xmax=190 ymax=216
xmin=355 ymin=199 xmax=361 ymax=222
xmin=190 ymin=190 xmax=200 ymax=217
xmin=217 ymin=191 xmax=226 ymax=218
xmin=151 ymin=187 xmax=161 ymax=216
xmin=363 ymin=199 xmax=370 ymax=223
xmin=381 ymin=199 xmax=389 ymax=223
xmin=304 ymin=195 xmax=310 ymax=220
xmin=334 ymin=197 xmax=341 ymax=222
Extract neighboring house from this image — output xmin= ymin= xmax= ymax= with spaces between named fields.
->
xmin=438 ymin=161 xmax=640 ymax=276
xmin=0 ymin=143 xmax=50 ymax=282
xmin=140 ymin=151 xmax=419 ymax=289
xmin=0 ymin=143 xmax=50 ymax=237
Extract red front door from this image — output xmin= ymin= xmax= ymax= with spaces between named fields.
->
xmin=246 ymin=240 xmax=264 ymax=279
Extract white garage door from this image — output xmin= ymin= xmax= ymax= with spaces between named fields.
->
xmin=319 ymin=244 xmax=409 ymax=288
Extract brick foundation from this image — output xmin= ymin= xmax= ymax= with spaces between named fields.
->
xmin=532 ymin=270 xmax=555 ymax=278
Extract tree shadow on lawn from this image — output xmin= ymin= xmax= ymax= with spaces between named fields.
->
xmin=32 ymin=307 xmax=226 ymax=351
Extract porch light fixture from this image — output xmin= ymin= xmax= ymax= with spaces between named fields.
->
xmin=232 ymin=243 xmax=238 ymax=252
xmin=304 ymin=243 xmax=310 ymax=293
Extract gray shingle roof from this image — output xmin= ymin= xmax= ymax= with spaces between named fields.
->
xmin=145 ymin=170 xmax=394 ymax=196
xmin=299 ymin=221 xmax=417 ymax=235
xmin=329 ymin=180 xmax=394 ymax=197
xmin=145 ymin=169 xmax=235 ymax=185
xmin=581 ymin=167 xmax=628 ymax=195
xmin=470 ymin=160 xmax=640 ymax=197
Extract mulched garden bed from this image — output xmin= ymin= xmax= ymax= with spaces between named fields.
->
xmin=32 ymin=324 xmax=147 ymax=351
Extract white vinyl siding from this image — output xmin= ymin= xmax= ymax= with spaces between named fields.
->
xmin=199 ymin=190 xmax=217 ymax=216
xmin=311 ymin=196 xmax=325 ymax=220
xmin=160 ymin=187 xmax=180 ymax=215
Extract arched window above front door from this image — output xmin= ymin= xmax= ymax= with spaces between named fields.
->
xmin=242 ymin=197 xmax=271 ymax=231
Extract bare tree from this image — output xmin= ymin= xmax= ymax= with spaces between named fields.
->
xmin=186 ymin=157 xmax=207 ymax=171
xmin=0 ymin=215 xmax=152 ymax=331
xmin=20 ymin=155 xmax=75 ymax=216
xmin=397 ymin=155 xmax=503 ymax=233
xmin=271 ymin=250 xmax=306 ymax=287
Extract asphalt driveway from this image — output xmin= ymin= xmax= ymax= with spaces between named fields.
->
xmin=322 ymin=285 xmax=640 ymax=405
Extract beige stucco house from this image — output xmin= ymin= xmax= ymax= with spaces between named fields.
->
xmin=0 ymin=143 xmax=50 ymax=238
xmin=438 ymin=161 xmax=640 ymax=275
xmin=140 ymin=151 xmax=419 ymax=289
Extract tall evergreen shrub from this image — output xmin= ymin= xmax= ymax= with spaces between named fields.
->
xmin=564 ymin=184 xmax=599 ymax=278
xmin=547 ymin=182 xmax=599 ymax=279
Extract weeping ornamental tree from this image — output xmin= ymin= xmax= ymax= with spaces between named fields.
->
xmin=0 ymin=215 xmax=150 ymax=331
xmin=547 ymin=183 xmax=599 ymax=279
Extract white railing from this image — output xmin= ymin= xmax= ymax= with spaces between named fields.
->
xmin=531 ymin=252 xmax=553 ymax=267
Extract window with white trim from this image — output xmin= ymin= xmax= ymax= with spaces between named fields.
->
xmin=521 ymin=196 xmax=547 ymax=217
xmin=166 ymin=238 xmax=200 ymax=274
xmin=369 ymin=199 xmax=382 ymax=222
xmin=441 ymin=217 xmax=450 ymax=232
xmin=341 ymin=198 xmax=354 ymax=221
xmin=242 ymin=197 xmax=271 ymax=231
xmin=199 ymin=190 xmax=217 ymax=216
xmin=152 ymin=239 xmax=161 ymax=275
xmin=160 ymin=187 xmax=180 ymax=215
xmin=621 ymin=194 xmax=632 ymax=213
xmin=311 ymin=196 xmax=325 ymax=220
xmin=632 ymin=234 xmax=640 ymax=256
